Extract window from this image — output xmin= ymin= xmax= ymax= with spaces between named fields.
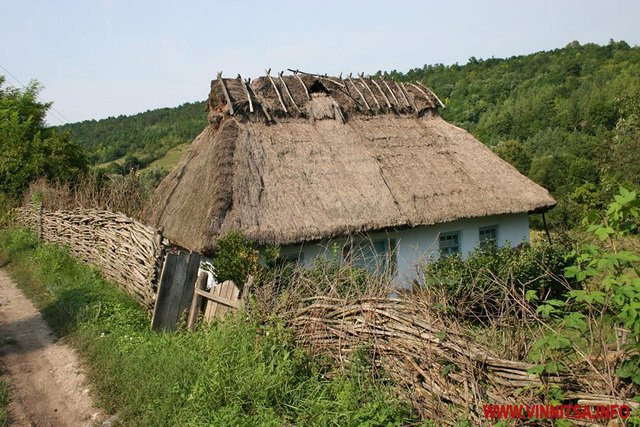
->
xmin=343 ymin=239 xmax=396 ymax=274
xmin=439 ymin=231 xmax=460 ymax=256
xmin=479 ymin=225 xmax=498 ymax=249
xmin=269 ymin=251 xmax=304 ymax=268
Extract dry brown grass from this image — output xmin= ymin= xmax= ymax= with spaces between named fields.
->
xmin=23 ymin=172 xmax=155 ymax=220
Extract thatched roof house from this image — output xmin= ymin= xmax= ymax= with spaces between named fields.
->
xmin=147 ymin=71 xmax=554 ymax=276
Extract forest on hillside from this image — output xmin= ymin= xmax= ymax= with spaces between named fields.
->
xmin=57 ymin=101 xmax=207 ymax=171
xmin=58 ymin=40 xmax=640 ymax=228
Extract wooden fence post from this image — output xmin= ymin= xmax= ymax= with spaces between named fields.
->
xmin=38 ymin=203 xmax=44 ymax=240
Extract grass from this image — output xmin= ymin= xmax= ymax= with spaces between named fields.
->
xmin=147 ymin=143 xmax=188 ymax=171
xmin=0 ymin=379 xmax=9 ymax=427
xmin=0 ymin=228 xmax=417 ymax=426
xmin=94 ymin=143 xmax=188 ymax=173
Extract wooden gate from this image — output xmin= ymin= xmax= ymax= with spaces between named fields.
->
xmin=186 ymin=273 xmax=247 ymax=330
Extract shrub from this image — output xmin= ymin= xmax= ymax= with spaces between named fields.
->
xmin=211 ymin=232 xmax=260 ymax=286
xmin=531 ymin=187 xmax=640 ymax=390
xmin=420 ymin=241 xmax=573 ymax=320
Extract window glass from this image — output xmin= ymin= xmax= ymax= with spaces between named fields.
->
xmin=439 ymin=231 xmax=460 ymax=256
xmin=269 ymin=251 xmax=304 ymax=268
xmin=479 ymin=226 xmax=498 ymax=249
xmin=344 ymin=240 xmax=395 ymax=274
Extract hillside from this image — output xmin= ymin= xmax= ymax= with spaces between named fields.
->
xmin=60 ymin=40 xmax=640 ymax=226
xmin=58 ymin=100 xmax=207 ymax=172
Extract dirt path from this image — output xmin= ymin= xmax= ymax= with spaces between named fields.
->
xmin=0 ymin=269 xmax=105 ymax=427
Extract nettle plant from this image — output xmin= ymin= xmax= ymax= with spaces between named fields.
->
xmin=531 ymin=187 xmax=640 ymax=385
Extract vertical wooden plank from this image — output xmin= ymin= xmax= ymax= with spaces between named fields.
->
xmin=150 ymin=252 xmax=178 ymax=330
xmin=202 ymin=281 xmax=240 ymax=323
xmin=227 ymin=282 xmax=240 ymax=314
xmin=178 ymin=252 xmax=202 ymax=322
xmin=203 ymin=283 xmax=221 ymax=322
xmin=187 ymin=272 xmax=208 ymax=330
xmin=219 ymin=281 xmax=236 ymax=317
xmin=215 ymin=282 xmax=229 ymax=318
xmin=151 ymin=251 xmax=202 ymax=331
xmin=215 ymin=282 xmax=232 ymax=318
xmin=164 ymin=251 xmax=192 ymax=330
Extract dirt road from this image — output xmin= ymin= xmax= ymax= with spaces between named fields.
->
xmin=0 ymin=269 xmax=104 ymax=426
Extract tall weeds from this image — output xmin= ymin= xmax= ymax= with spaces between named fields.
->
xmin=22 ymin=171 xmax=155 ymax=219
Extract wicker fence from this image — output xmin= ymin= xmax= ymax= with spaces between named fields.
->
xmin=290 ymin=296 xmax=637 ymax=425
xmin=16 ymin=206 xmax=164 ymax=309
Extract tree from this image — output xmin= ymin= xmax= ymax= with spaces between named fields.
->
xmin=493 ymin=139 xmax=531 ymax=175
xmin=0 ymin=76 xmax=87 ymax=198
xmin=603 ymin=94 xmax=640 ymax=189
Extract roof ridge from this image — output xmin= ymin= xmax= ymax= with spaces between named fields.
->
xmin=208 ymin=71 xmax=445 ymax=122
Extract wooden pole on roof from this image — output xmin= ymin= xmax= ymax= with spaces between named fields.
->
xmin=338 ymin=74 xmax=361 ymax=108
xmin=320 ymin=76 xmax=346 ymax=88
xmin=338 ymin=74 xmax=350 ymax=93
xmin=347 ymin=74 xmax=370 ymax=111
xmin=399 ymin=82 xmax=417 ymax=112
xmin=358 ymin=75 xmax=381 ymax=109
xmin=380 ymin=77 xmax=400 ymax=107
xmin=278 ymin=71 xmax=300 ymax=113
xmin=247 ymin=84 xmax=273 ymax=122
xmin=415 ymin=81 xmax=446 ymax=109
xmin=408 ymin=82 xmax=435 ymax=108
xmin=394 ymin=81 xmax=411 ymax=109
xmin=266 ymin=69 xmax=288 ymax=113
xmin=291 ymin=71 xmax=310 ymax=100
xmin=290 ymin=69 xmax=345 ymax=88
xmin=216 ymin=72 xmax=234 ymax=116
xmin=237 ymin=74 xmax=254 ymax=113
xmin=370 ymin=78 xmax=392 ymax=109
xmin=380 ymin=76 xmax=400 ymax=108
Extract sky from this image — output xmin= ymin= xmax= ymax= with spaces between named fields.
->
xmin=2 ymin=0 xmax=639 ymax=124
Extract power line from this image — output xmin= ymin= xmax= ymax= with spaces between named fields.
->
xmin=0 ymin=63 xmax=71 ymax=125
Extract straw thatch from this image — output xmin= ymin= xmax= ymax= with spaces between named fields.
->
xmin=147 ymin=72 xmax=555 ymax=255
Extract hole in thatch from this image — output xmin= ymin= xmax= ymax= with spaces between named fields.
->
xmin=308 ymin=80 xmax=329 ymax=94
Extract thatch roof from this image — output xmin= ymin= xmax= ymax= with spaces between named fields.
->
xmin=146 ymin=72 xmax=555 ymax=255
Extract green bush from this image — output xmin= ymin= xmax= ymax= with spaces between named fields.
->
xmin=421 ymin=242 xmax=573 ymax=319
xmin=531 ymin=187 xmax=640 ymax=389
xmin=211 ymin=232 xmax=260 ymax=287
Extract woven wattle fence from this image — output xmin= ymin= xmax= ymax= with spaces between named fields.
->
xmin=290 ymin=296 xmax=635 ymax=425
xmin=15 ymin=206 xmax=164 ymax=309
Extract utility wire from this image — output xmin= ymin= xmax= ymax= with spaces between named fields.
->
xmin=0 ymin=63 xmax=71 ymax=125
